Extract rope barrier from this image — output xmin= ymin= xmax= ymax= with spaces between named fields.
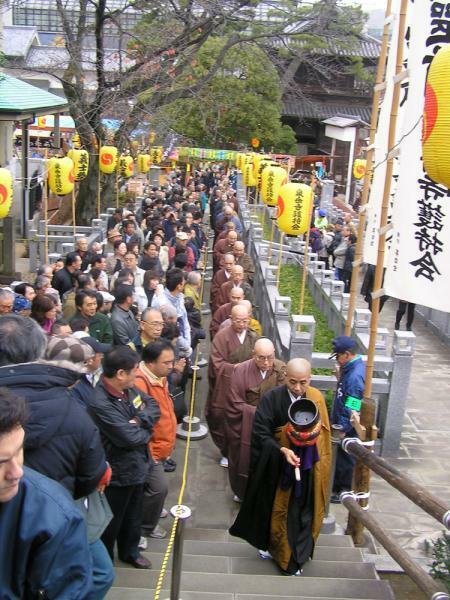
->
xmin=153 ymin=237 xmax=209 ymax=600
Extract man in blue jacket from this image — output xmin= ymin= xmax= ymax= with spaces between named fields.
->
xmin=0 ymin=387 xmax=92 ymax=598
xmin=329 ymin=336 xmax=365 ymax=502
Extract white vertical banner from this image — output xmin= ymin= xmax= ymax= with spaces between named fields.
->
xmin=363 ymin=0 xmax=401 ymax=265
xmin=385 ymin=0 xmax=450 ymax=313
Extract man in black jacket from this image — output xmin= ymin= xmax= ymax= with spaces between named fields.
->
xmin=87 ymin=346 xmax=161 ymax=569
xmin=0 ymin=315 xmax=107 ymax=499
xmin=52 ymin=251 xmax=82 ymax=300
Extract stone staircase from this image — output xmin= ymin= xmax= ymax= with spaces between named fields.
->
xmin=107 ymin=527 xmax=394 ymax=599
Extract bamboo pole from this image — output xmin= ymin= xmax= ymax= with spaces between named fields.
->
xmin=276 ymin=232 xmax=284 ymax=288
xmin=347 ymin=0 xmax=409 ymax=545
xmin=345 ymin=0 xmax=393 ymax=335
xmin=96 ymin=143 xmax=101 ymax=218
xmin=299 ymin=175 xmax=316 ymax=314
xmin=116 ymin=169 xmax=120 ymax=209
xmin=43 ymin=149 xmax=49 ymax=264
xmin=267 ymin=216 xmax=276 ymax=263
xmin=71 ymin=185 xmax=76 ymax=238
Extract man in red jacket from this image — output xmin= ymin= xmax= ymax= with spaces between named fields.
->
xmin=135 ymin=340 xmax=177 ymax=541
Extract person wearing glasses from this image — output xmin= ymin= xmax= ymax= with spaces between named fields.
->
xmin=206 ymin=304 xmax=258 ymax=468
xmin=139 ymin=307 xmax=165 ymax=350
xmin=225 ymin=338 xmax=286 ymax=502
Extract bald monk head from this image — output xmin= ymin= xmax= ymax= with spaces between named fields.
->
xmin=230 ymin=304 xmax=249 ymax=335
xmin=229 ymin=286 xmax=245 ymax=305
xmin=227 ymin=230 xmax=238 ymax=245
xmin=285 ymin=358 xmax=312 ymax=399
xmin=253 ymin=338 xmax=275 ymax=372
xmin=230 ymin=264 xmax=244 ymax=285
xmin=222 ymin=253 xmax=235 ymax=273
xmin=233 ymin=241 xmax=245 ymax=258
xmin=225 ymin=221 xmax=236 ymax=231
xmin=238 ymin=299 xmax=252 ymax=317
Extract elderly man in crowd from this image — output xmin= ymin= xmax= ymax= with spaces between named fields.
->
xmin=0 ymin=288 xmax=14 ymax=314
xmin=210 ymin=253 xmax=235 ymax=312
xmin=206 ymin=304 xmax=258 ymax=467
xmin=210 ymin=286 xmax=244 ymax=339
xmin=218 ymin=264 xmax=253 ymax=308
xmin=232 ymin=240 xmax=255 ymax=286
xmin=225 ymin=339 xmax=286 ymax=501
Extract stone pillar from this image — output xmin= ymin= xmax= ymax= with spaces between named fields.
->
xmin=320 ymin=180 xmax=335 ymax=211
xmin=289 ymin=315 xmax=315 ymax=361
xmin=381 ymin=331 xmax=415 ymax=457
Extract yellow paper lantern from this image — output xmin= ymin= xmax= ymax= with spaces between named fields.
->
xmin=423 ymin=45 xmax=450 ymax=188
xmin=353 ymin=159 xmax=366 ymax=180
xmin=261 ymin=166 xmax=288 ymax=207
xmin=138 ymin=154 xmax=152 ymax=173
xmin=252 ymin=154 xmax=269 ymax=178
xmin=277 ymin=183 xmax=312 ymax=235
xmin=72 ymin=133 xmax=81 ymax=149
xmin=67 ymin=149 xmax=89 ymax=181
xmin=251 ymin=137 xmax=260 ymax=149
xmin=0 ymin=168 xmax=13 ymax=219
xmin=118 ymin=155 xmax=134 ymax=178
xmin=99 ymin=146 xmax=118 ymax=174
xmin=48 ymin=157 xmax=75 ymax=196
xmin=243 ymin=163 xmax=257 ymax=187
xmin=150 ymin=146 xmax=163 ymax=164
xmin=131 ymin=140 xmax=139 ymax=151
xmin=256 ymin=159 xmax=275 ymax=190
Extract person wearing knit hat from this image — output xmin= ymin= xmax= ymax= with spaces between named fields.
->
xmin=13 ymin=294 xmax=32 ymax=316
xmin=45 ymin=334 xmax=94 ymax=372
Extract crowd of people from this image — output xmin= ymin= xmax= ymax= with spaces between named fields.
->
xmin=0 ymin=165 xmax=369 ymax=595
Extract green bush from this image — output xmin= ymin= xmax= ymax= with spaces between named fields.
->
xmin=279 ymin=263 xmax=336 ymax=411
xmin=428 ymin=532 xmax=450 ymax=592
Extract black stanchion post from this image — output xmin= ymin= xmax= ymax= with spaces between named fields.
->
xmin=170 ymin=505 xmax=191 ymax=600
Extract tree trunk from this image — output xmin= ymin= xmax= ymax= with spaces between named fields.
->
xmin=76 ymin=154 xmax=114 ymax=224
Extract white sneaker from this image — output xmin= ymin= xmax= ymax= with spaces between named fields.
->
xmin=138 ymin=536 xmax=148 ymax=550
xmin=258 ymin=549 xmax=272 ymax=560
xmin=160 ymin=508 xmax=169 ymax=518
xmin=233 ymin=494 xmax=242 ymax=503
xmin=219 ymin=457 xmax=229 ymax=468
xmin=292 ymin=569 xmax=303 ymax=576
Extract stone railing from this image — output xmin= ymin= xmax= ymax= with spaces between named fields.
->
xmin=237 ymin=176 xmax=414 ymax=458
xmin=27 ymin=209 xmax=114 ymax=271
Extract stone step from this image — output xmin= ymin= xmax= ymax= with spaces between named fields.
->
xmin=107 ymin=590 xmax=368 ymax=600
xmin=109 ymin=572 xmax=394 ymax=599
xmin=116 ymin=554 xmax=378 ymax=579
xmin=144 ymin=539 xmax=364 ymax=562
xmin=182 ymin=528 xmax=354 ymax=547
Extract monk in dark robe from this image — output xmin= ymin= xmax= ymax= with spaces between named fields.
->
xmin=210 ymin=253 xmax=235 ymax=312
xmin=210 ymin=286 xmax=244 ymax=339
xmin=206 ymin=304 xmax=258 ymax=465
xmin=218 ymin=265 xmax=253 ymax=309
xmin=230 ymin=358 xmax=331 ymax=575
xmin=213 ymin=230 xmax=238 ymax=272
xmin=215 ymin=221 xmax=241 ymax=245
xmin=233 ymin=241 xmax=255 ymax=286
xmin=225 ymin=338 xmax=286 ymax=500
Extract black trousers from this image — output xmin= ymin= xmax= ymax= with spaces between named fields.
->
xmin=395 ymin=301 xmax=415 ymax=330
xmin=102 ymin=483 xmax=144 ymax=561
xmin=333 ymin=446 xmax=356 ymax=493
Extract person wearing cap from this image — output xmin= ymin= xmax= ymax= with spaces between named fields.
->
xmin=230 ymin=358 xmax=331 ymax=576
xmin=107 ymin=207 xmax=123 ymax=232
xmin=168 ymin=231 xmax=195 ymax=271
xmin=314 ymin=209 xmax=328 ymax=231
xmin=71 ymin=336 xmax=112 ymax=408
xmin=329 ymin=336 xmax=365 ymax=502
xmin=98 ymin=290 xmax=115 ymax=314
